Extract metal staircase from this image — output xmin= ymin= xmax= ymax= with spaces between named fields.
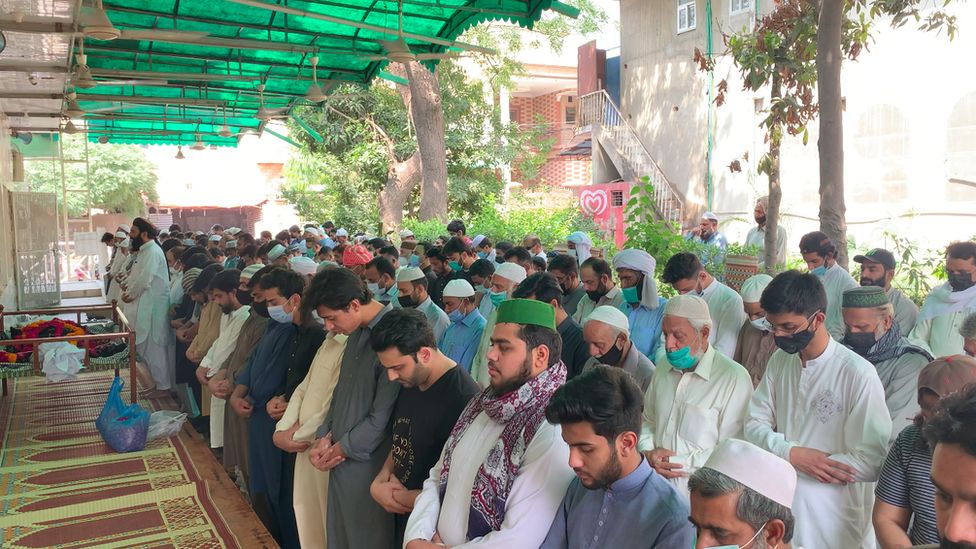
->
xmin=576 ymin=90 xmax=684 ymax=225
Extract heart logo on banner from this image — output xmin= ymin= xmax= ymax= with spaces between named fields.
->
xmin=579 ymin=190 xmax=608 ymax=216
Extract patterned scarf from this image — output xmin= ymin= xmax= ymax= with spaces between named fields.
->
xmin=863 ymin=324 xmax=933 ymax=365
xmin=438 ymin=361 xmax=567 ymax=540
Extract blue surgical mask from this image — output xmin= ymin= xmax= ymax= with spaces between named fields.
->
xmin=409 ymin=255 xmax=420 ymax=267
xmin=811 ymin=265 xmax=827 ymax=277
xmin=449 ymin=260 xmax=462 ymax=272
xmin=621 ymin=285 xmax=640 ymax=305
xmin=367 ymin=282 xmax=383 ymax=297
xmin=704 ymin=522 xmax=767 ymax=549
xmin=477 ymin=251 xmax=487 ymax=259
xmin=267 ymin=303 xmax=293 ymax=324
xmin=448 ymin=309 xmax=464 ymax=323
xmin=665 ymin=346 xmax=698 ymax=370
xmin=489 ymin=290 xmax=507 ymax=306
xmin=751 ymin=317 xmax=769 ymax=332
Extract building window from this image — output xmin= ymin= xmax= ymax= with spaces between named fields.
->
xmin=852 ymin=104 xmax=909 ymax=203
xmin=611 ymin=190 xmax=624 ymax=207
xmin=730 ymin=0 xmax=752 ymax=15
xmin=946 ymin=92 xmax=976 ymax=201
xmin=678 ymin=0 xmax=696 ymax=33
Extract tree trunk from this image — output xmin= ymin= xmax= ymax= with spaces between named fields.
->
xmin=816 ymin=0 xmax=848 ymax=268
xmin=405 ymin=61 xmax=449 ymax=221
xmin=378 ymin=152 xmax=422 ymax=231
xmin=765 ymin=71 xmax=784 ymax=274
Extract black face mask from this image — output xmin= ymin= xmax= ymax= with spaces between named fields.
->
xmin=495 ymin=256 xmax=506 ymax=265
xmin=843 ymin=331 xmax=877 ymax=356
xmin=237 ymin=289 xmax=252 ymax=306
xmin=774 ymin=328 xmax=816 ymax=354
xmin=586 ymin=285 xmax=608 ymax=302
xmin=949 ymin=272 xmax=976 ymax=292
xmin=398 ymin=294 xmax=416 ymax=308
xmin=597 ymin=340 xmax=624 ymax=366
xmin=252 ymin=300 xmax=269 ymax=318
xmin=860 ymin=276 xmax=885 ymax=288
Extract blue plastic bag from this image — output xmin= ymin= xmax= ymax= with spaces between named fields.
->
xmin=96 ymin=376 xmax=150 ymax=453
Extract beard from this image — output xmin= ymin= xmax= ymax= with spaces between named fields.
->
xmin=220 ymin=303 xmax=235 ymax=315
xmin=580 ymin=449 xmax=623 ymax=490
xmin=489 ymin=354 xmax=534 ymax=397
xmin=943 ymin=540 xmax=976 ymax=549
xmin=860 ymin=276 xmax=885 ymax=288
xmin=130 ymin=234 xmax=144 ymax=251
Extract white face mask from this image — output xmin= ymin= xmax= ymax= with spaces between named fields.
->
xmin=751 ymin=317 xmax=769 ymax=332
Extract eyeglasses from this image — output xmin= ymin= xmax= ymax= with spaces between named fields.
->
xmin=759 ymin=311 xmax=820 ymax=336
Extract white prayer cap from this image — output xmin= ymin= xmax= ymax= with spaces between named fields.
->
xmin=194 ymin=230 xmax=204 ymax=236
xmin=267 ymin=243 xmax=286 ymax=261
xmin=584 ymin=305 xmax=630 ymax=336
xmin=663 ymin=294 xmax=712 ymax=329
xmin=289 ymin=256 xmax=318 ymax=276
xmin=399 ymin=229 xmax=414 ymax=239
xmin=702 ymin=211 xmax=719 ymax=222
xmin=240 ymin=263 xmax=265 ymax=280
xmin=702 ymin=439 xmax=798 ymax=509
xmin=472 ymin=234 xmax=486 ymax=248
xmin=612 ymin=249 xmax=660 ymax=310
xmin=209 ymin=234 xmax=222 ymax=242
xmin=226 ymin=240 xmax=238 ymax=249
xmin=117 ymin=224 xmax=130 ymax=233
xmin=114 ymin=231 xmax=127 ymax=239
xmin=494 ymin=262 xmax=527 ymax=285
xmin=336 ymin=228 xmax=349 ymax=237
xmin=444 ymin=279 xmax=476 ymax=298
xmin=740 ymin=274 xmax=773 ymax=303
xmin=225 ymin=227 xmax=242 ymax=235
xmin=396 ymin=266 xmax=426 ymax=282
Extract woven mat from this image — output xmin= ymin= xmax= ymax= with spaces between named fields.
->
xmin=0 ymin=373 xmax=277 ymax=548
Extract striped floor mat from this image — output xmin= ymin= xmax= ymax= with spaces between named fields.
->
xmin=0 ymin=373 xmax=276 ymax=548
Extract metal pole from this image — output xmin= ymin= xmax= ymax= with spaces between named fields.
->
xmin=128 ymin=331 xmax=136 ymax=403
xmin=58 ymin=134 xmax=69 ymax=285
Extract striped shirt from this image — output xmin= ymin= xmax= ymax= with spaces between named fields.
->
xmin=875 ymin=424 xmax=939 ymax=546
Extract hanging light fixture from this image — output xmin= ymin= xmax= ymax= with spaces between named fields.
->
xmin=191 ymin=132 xmax=206 ymax=150
xmin=219 ymin=107 xmax=232 ymax=137
xmin=64 ymin=120 xmax=79 ymax=134
xmin=97 ymin=135 xmax=109 ymax=144
xmin=65 ymin=99 xmax=85 ymax=118
xmin=305 ymin=55 xmax=326 ymax=103
xmin=82 ymin=0 xmax=121 ymax=40
xmin=175 ymin=145 xmax=185 ymax=160
xmin=72 ymin=42 xmax=96 ymax=89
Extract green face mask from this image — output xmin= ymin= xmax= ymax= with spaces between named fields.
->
xmin=621 ymin=285 xmax=640 ymax=304
xmin=449 ymin=260 xmax=462 ymax=272
xmin=489 ymin=290 xmax=507 ymax=306
xmin=665 ymin=346 xmax=698 ymax=369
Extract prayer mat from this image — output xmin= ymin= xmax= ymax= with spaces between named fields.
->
xmin=0 ymin=372 xmax=277 ymax=548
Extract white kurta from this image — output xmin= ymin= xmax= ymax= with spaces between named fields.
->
xmin=106 ymin=252 xmax=130 ymax=306
xmin=403 ymin=412 xmax=575 ymax=548
xmin=745 ymin=339 xmax=892 ymax=549
xmin=700 ymin=279 xmax=747 ymax=357
xmin=639 ymin=345 xmax=753 ymax=496
xmin=821 ymin=264 xmax=859 ymax=340
xmin=572 ymin=286 xmax=625 ymax=325
xmin=125 ymin=241 xmax=173 ymax=390
xmin=276 ymin=333 xmax=347 ymax=549
xmin=745 ymin=224 xmax=788 ymax=268
xmin=908 ymin=282 xmax=976 ymax=357
xmin=887 ymin=288 xmax=919 ymax=336
xmin=202 ymin=305 xmax=251 ymax=448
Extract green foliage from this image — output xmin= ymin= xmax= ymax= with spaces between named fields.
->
xmin=884 ymin=231 xmax=946 ymax=306
xmin=25 ymin=135 xmax=158 ymax=217
xmin=280 ymin=150 xmax=379 ymax=232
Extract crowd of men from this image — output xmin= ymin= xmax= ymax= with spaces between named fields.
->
xmin=99 ymin=211 xmax=976 ymax=549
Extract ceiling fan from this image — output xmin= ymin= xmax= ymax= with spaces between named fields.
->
xmin=80 ymin=0 xmax=209 ymax=42
xmin=254 ymin=83 xmax=290 ymax=122
xmin=356 ymin=0 xmax=463 ymax=64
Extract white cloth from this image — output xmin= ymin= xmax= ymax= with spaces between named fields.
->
xmin=403 ymin=412 xmax=575 ymax=548
xmin=612 ymin=250 xmax=660 ymax=310
xmin=917 ymin=281 xmax=976 ymax=322
xmin=567 ymin=232 xmax=593 ymax=267
xmin=640 ymin=345 xmax=753 ymax=496
xmin=745 ymin=224 xmax=788 ymax=267
xmin=202 ymin=305 xmax=251 ymax=448
xmin=168 ymin=269 xmax=185 ymax=307
xmin=821 ymin=263 xmax=859 ymax=340
xmin=106 ymin=251 xmax=130 ymax=306
xmin=700 ymin=279 xmax=747 ymax=357
xmin=909 ymin=282 xmax=976 ymax=357
xmin=744 ymin=338 xmax=892 ymax=549
xmin=125 ymin=241 xmax=172 ymax=390
xmin=887 ymin=287 xmax=919 ymax=336
xmin=417 ymin=296 xmax=450 ymax=341
xmin=277 ymin=333 xmax=347 ymax=548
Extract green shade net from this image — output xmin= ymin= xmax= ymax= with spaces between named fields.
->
xmin=76 ymin=0 xmax=558 ymax=146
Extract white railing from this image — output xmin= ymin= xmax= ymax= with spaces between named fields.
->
xmin=577 ymin=90 xmax=684 ymax=225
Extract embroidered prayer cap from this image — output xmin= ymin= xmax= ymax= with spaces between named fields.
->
xmin=495 ymin=298 xmax=556 ymax=331
xmin=740 ymin=274 xmax=773 ymax=303
xmin=286 ymin=242 xmax=301 ymax=253
xmin=267 ymin=244 xmax=286 ymax=261
xmin=209 ymin=234 xmax=222 ymax=242
xmin=342 ymin=244 xmax=373 ymax=267
xmin=663 ymin=294 xmax=712 ymax=329
xmin=853 ymin=248 xmax=896 ymax=271
xmin=319 ymin=237 xmax=336 ymax=250
xmin=114 ymin=231 xmax=127 ymax=239
xmin=225 ymin=227 xmax=241 ymax=235
xmin=399 ymin=229 xmax=414 ymax=239
xmin=396 ymin=266 xmax=426 ymax=283
xmin=289 ymin=256 xmax=318 ymax=276
xmin=240 ymin=263 xmax=265 ymax=280
xmin=918 ymin=355 xmax=976 ymax=398
xmin=444 ymin=279 xmax=476 ymax=298
xmin=494 ymin=262 xmax=527 ymax=285
xmin=182 ymin=268 xmax=201 ymax=293
xmin=702 ymin=211 xmax=719 ymax=222
xmin=336 ymin=228 xmax=349 ymax=237
xmin=703 ymin=439 xmax=797 ymax=509
xmin=961 ymin=311 xmax=976 ymax=340
xmin=583 ymin=305 xmax=630 ymax=336
xmin=225 ymin=240 xmax=238 ymax=249
xmin=842 ymin=286 xmax=889 ymax=309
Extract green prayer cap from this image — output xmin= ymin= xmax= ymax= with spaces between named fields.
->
xmin=495 ymin=298 xmax=556 ymax=331
xmin=842 ymin=286 xmax=889 ymax=308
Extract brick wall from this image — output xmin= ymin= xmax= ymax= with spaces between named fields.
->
xmin=510 ymin=90 xmax=591 ymax=188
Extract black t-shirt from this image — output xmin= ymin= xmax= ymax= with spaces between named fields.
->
xmin=392 ymin=366 xmax=480 ymax=490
